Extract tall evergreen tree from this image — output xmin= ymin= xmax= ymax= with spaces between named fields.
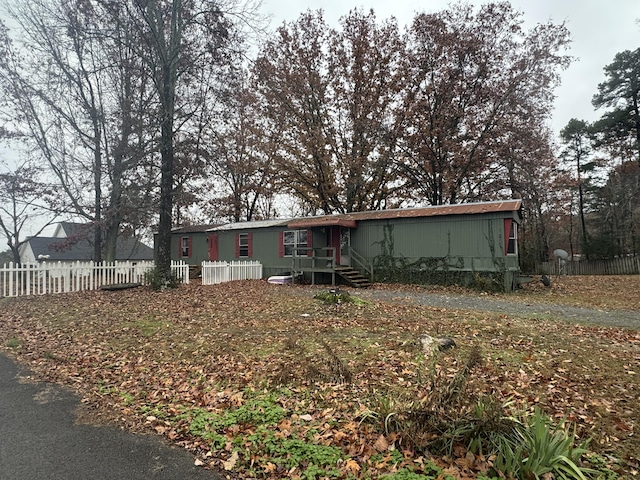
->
xmin=560 ymin=118 xmax=598 ymax=256
xmin=592 ymin=48 xmax=640 ymax=165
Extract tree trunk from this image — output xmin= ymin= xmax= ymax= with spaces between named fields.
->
xmin=156 ymin=92 xmax=175 ymax=279
xmin=153 ymin=0 xmax=182 ymax=281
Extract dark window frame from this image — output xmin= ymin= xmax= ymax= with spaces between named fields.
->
xmin=180 ymin=236 xmax=191 ymax=258
xmin=282 ymin=229 xmax=308 ymax=257
xmin=507 ymin=222 xmax=518 ymax=255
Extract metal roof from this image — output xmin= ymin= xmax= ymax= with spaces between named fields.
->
xmin=180 ymin=200 xmax=522 ymax=233
xmin=172 ymin=224 xmax=221 ymax=234
xmin=287 ymin=217 xmax=358 ymax=229
xmin=287 ymin=200 xmax=522 ymax=228
xmin=209 ymin=219 xmax=291 ymax=231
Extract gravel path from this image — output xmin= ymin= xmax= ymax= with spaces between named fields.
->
xmin=347 ymin=288 xmax=640 ymax=329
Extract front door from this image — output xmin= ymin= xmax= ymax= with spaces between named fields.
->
xmin=339 ymin=227 xmax=351 ymax=266
xmin=208 ymin=234 xmax=219 ymax=261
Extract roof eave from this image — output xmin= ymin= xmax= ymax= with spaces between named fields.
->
xmin=287 ymin=218 xmax=358 ymax=229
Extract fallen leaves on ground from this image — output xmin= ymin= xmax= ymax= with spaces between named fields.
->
xmin=0 ymin=276 xmax=638 ymax=478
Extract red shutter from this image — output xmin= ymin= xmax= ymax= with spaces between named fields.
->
xmin=307 ymin=229 xmax=313 ymax=256
xmin=278 ymin=231 xmax=284 ymax=257
xmin=247 ymin=233 xmax=253 ymax=258
xmin=235 ymin=233 xmax=240 ymax=258
xmin=503 ymin=219 xmax=512 ymax=256
xmin=188 ymin=237 xmax=193 ymax=258
xmin=208 ymin=234 xmax=219 ymax=261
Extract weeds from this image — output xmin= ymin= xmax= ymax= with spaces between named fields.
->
xmin=278 ymin=337 xmax=353 ymax=385
xmin=380 ymin=463 xmax=453 ymax=480
xmin=177 ymin=393 xmax=345 ymax=477
xmin=314 ymin=289 xmax=361 ymax=305
xmin=318 ymin=339 xmax=353 ymax=383
xmin=144 ymin=267 xmax=181 ymax=291
xmin=6 ymin=338 xmax=22 ymax=349
xmin=422 ymin=346 xmax=483 ymax=409
xmin=361 ymin=348 xmax=598 ymax=479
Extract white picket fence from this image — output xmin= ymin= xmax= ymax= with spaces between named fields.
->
xmin=0 ymin=260 xmax=189 ymax=297
xmin=201 ymin=261 xmax=263 ymax=285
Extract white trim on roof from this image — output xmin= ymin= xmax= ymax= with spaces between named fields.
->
xmin=208 ymin=219 xmax=291 ymax=231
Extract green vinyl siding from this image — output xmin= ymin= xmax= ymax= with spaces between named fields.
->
xmin=352 ymin=213 xmax=517 ymax=267
xmin=169 ymin=232 xmax=210 ymax=265
xmin=350 ymin=212 xmax=520 ymax=291
xmin=214 ymin=227 xmax=287 ymax=277
xmin=207 ymin=227 xmax=326 ymax=278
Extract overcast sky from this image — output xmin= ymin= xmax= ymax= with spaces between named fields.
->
xmin=260 ymin=0 xmax=640 ymax=137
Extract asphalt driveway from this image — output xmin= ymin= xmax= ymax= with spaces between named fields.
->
xmin=0 ymin=353 xmax=223 ymax=480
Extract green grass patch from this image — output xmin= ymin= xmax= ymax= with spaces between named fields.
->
xmin=127 ymin=316 xmax=173 ymax=337
xmin=5 ymin=338 xmax=22 ymax=349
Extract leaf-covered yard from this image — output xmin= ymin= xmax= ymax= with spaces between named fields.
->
xmin=1 ymin=276 xmax=639 ymax=479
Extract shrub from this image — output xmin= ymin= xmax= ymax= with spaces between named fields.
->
xmin=499 ymin=408 xmax=596 ymax=480
xmin=359 ymin=348 xmax=599 ymax=480
xmin=314 ymin=289 xmax=354 ymax=305
xmin=144 ymin=267 xmax=181 ymax=290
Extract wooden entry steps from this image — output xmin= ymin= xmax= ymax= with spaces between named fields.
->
xmin=334 ymin=266 xmax=372 ymax=288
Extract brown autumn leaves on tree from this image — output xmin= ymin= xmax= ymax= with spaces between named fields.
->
xmin=253 ymin=3 xmax=571 ymax=213
xmin=401 ymin=5 xmax=570 ymax=205
xmin=255 ymin=10 xmax=406 ymax=214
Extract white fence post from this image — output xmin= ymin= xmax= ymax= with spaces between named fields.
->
xmin=170 ymin=260 xmax=190 ymax=285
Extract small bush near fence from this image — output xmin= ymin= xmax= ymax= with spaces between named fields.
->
xmin=144 ymin=267 xmax=183 ymax=291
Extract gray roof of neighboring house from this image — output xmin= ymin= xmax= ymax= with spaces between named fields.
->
xmin=57 ymin=221 xmax=92 ymax=237
xmin=26 ymin=235 xmax=154 ymax=262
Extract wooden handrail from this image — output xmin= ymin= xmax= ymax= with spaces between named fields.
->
xmin=348 ymin=247 xmax=373 ymax=281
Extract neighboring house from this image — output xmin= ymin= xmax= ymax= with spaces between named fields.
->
xmin=51 ymin=221 xmax=84 ymax=239
xmin=20 ymin=222 xmax=154 ymax=264
xmin=169 ymin=200 xmax=523 ymax=291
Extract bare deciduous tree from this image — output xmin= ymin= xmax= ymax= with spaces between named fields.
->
xmin=0 ymin=162 xmax=57 ymax=264
xmin=1 ymin=0 xmax=156 ymax=261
